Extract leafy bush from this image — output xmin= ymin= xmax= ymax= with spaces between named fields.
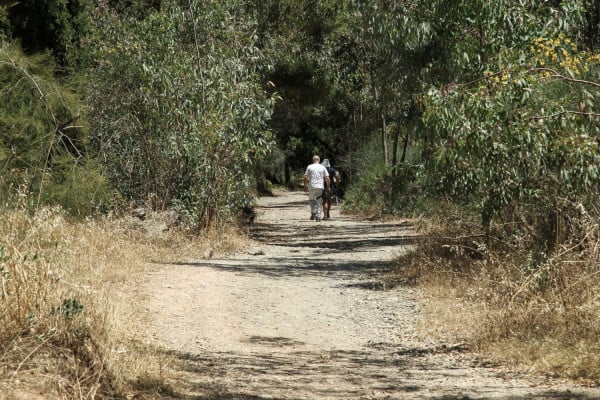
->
xmin=342 ymin=134 xmax=424 ymax=216
xmin=85 ymin=1 xmax=275 ymax=228
xmin=342 ymin=162 xmax=390 ymax=214
xmin=341 ymin=135 xmax=391 ymax=213
xmin=422 ymin=32 xmax=600 ymax=250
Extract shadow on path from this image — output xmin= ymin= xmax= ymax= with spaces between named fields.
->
xmin=168 ymin=257 xmax=398 ymax=280
xmin=145 ymin=191 xmax=600 ymax=399
xmin=166 ymin=199 xmax=416 ymax=282
xmin=149 ymin=344 xmax=596 ymax=400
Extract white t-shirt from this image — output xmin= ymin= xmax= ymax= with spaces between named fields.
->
xmin=305 ymin=163 xmax=329 ymax=189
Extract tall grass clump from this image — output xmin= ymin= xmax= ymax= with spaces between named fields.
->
xmin=396 ymin=199 xmax=600 ymax=383
xmin=0 ymin=192 xmax=176 ymax=398
xmin=0 ymin=203 xmax=118 ymax=398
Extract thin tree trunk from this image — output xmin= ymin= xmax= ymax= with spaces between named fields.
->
xmin=284 ymin=161 xmax=291 ymax=186
xmin=392 ymin=125 xmax=400 ymax=177
xmin=400 ymin=129 xmax=410 ymax=164
xmin=381 ymin=111 xmax=389 ymax=165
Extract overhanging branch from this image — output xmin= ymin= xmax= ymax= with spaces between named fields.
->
xmin=530 ymin=67 xmax=600 ymax=89
xmin=529 ymin=110 xmax=600 ymax=120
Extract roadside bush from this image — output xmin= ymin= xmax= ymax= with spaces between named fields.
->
xmin=342 ymin=161 xmax=390 ymax=215
xmin=342 ymin=135 xmax=391 ymax=214
xmin=84 ymin=1 xmax=275 ymax=229
xmin=342 ymin=144 xmax=424 ymax=216
xmin=422 ymin=33 xmax=600 ymax=245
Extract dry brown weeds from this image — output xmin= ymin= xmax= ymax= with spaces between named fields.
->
xmin=395 ymin=201 xmax=600 ymax=384
xmin=0 ymin=206 xmax=253 ymax=399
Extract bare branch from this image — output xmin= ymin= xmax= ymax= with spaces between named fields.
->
xmin=443 ymin=70 xmax=511 ymax=92
xmin=530 ymin=67 xmax=600 ymax=89
xmin=529 ymin=110 xmax=600 ymax=120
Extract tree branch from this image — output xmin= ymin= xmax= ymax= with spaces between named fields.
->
xmin=529 ymin=110 xmax=600 ymax=120
xmin=530 ymin=67 xmax=600 ymax=89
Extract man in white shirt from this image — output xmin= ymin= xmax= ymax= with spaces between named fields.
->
xmin=303 ymin=155 xmax=330 ymax=222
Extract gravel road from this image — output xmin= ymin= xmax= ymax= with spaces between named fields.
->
xmin=141 ymin=190 xmax=600 ymax=399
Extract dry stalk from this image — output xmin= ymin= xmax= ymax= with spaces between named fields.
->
xmin=0 ymin=204 xmax=254 ymax=397
xmin=394 ymin=199 xmax=600 ymax=382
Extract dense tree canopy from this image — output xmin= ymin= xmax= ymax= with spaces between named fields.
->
xmin=0 ymin=0 xmax=598 ymax=233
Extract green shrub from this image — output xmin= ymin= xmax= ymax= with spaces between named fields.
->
xmin=343 ymin=162 xmax=390 ymax=214
xmin=85 ymin=1 xmax=275 ymax=228
xmin=0 ymin=42 xmax=109 ymax=216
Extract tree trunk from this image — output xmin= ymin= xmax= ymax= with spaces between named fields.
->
xmin=391 ymin=125 xmax=400 ymax=177
xmin=381 ymin=111 xmax=389 ymax=165
xmin=284 ymin=161 xmax=291 ymax=186
xmin=400 ymin=128 xmax=410 ymax=164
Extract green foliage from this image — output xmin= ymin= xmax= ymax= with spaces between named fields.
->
xmin=433 ymin=1 xmax=572 ymax=69
xmin=338 ymin=0 xmax=599 ymax=247
xmin=251 ymin=1 xmax=344 ymax=182
xmin=342 ymin=134 xmax=423 ymax=216
xmin=0 ymin=4 xmax=9 ymax=40
xmin=422 ymin=29 xmax=600 ymax=249
xmin=6 ymin=0 xmax=94 ymax=68
xmin=0 ymin=42 xmax=111 ymax=215
xmin=107 ymin=0 xmax=163 ymax=19
xmin=44 ymin=159 xmax=113 ymax=214
xmin=582 ymin=0 xmax=600 ymax=50
xmin=341 ymin=136 xmax=391 ymax=213
xmin=253 ymin=0 xmax=433 ymax=186
xmin=329 ymin=1 xmax=419 ymax=165
xmin=342 ymin=162 xmax=389 ymax=213
xmin=58 ymin=298 xmax=84 ymax=320
xmin=86 ymin=0 xmax=275 ymax=227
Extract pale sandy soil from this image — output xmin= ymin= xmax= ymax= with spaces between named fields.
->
xmin=141 ymin=189 xmax=600 ymax=399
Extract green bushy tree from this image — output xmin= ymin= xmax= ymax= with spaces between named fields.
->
xmin=6 ymin=0 xmax=94 ymax=69
xmin=422 ymin=2 xmax=600 ymax=253
xmin=86 ymin=0 xmax=275 ymax=227
xmin=0 ymin=42 xmax=111 ymax=214
xmin=249 ymin=0 xmax=341 ymax=184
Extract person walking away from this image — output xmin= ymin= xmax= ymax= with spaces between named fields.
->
xmin=321 ymin=159 xmax=340 ymax=220
xmin=303 ymin=155 xmax=330 ymax=222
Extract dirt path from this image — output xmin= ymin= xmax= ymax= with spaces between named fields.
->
xmin=142 ymin=190 xmax=600 ymax=399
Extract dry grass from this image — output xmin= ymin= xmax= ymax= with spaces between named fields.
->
xmin=0 ymin=205 xmax=253 ymax=399
xmin=395 ymin=201 xmax=600 ymax=384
